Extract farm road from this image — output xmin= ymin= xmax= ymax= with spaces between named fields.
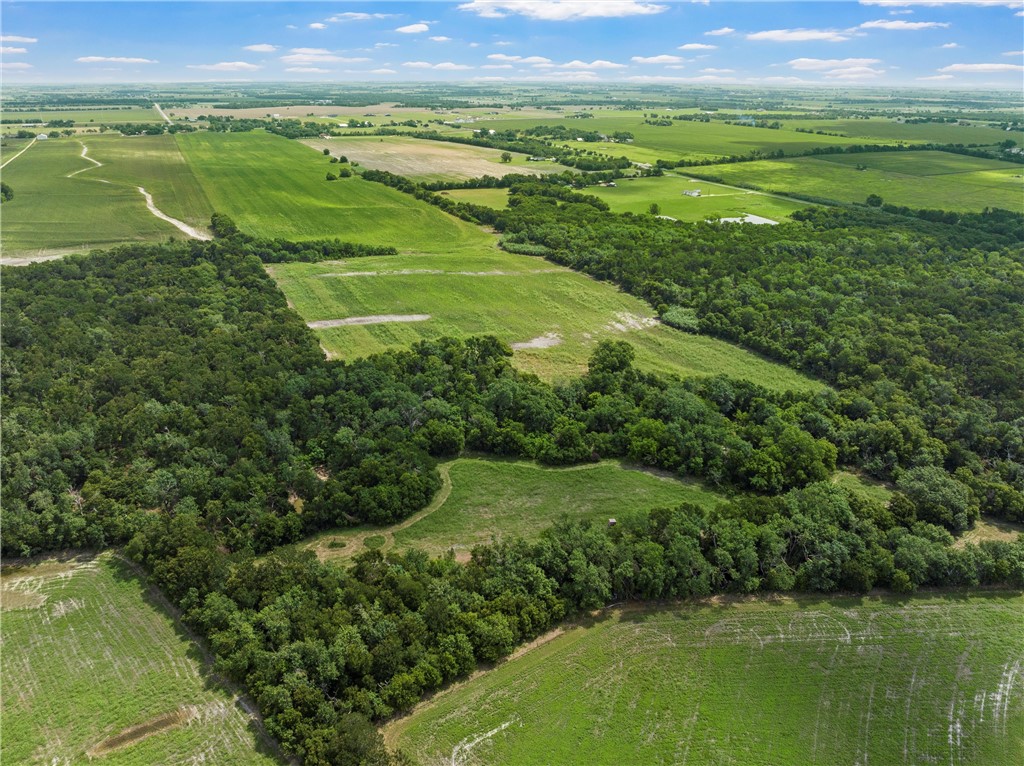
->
xmin=0 ymin=137 xmax=36 ymax=169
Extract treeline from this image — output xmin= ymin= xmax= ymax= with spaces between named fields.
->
xmin=400 ymin=130 xmax=633 ymax=171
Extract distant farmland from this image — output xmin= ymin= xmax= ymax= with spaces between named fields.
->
xmin=1 ymin=554 xmax=281 ymax=765
xmin=388 ymin=593 xmax=1024 ymax=766
xmin=692 ymin=151 xmax=1024 ymax=212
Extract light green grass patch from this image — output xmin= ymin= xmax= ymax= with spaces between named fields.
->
xmin=955 ymin=516 xmax=1023 ymax=549
xmin=269 ymin=249 xmax=824 ymax=391
xmin=588 ymin=175 xmax=810 ymax=222
xmin=444 ymin=187 xmax=511 ymax=209
xmin=177 ymin=131 xmax=494 ymax=251
xmin=804 ymin=118 xmax=1024 ymax=147
xmin=1 ymin=553 xmax=281 ymax=765
xmin=387 ymin=592 xmax=1024 ymax=766
xmin=308 ymin=458 xmax=727 ymax=563
xmin=695 ymin=151 xmax=1024 ymax=212
xmin=832 ymin=471 xmax=894 ymax=506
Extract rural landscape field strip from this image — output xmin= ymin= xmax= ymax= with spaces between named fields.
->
xmin=388 ymin=594 xmax=1024 ymax=766
xmin=1 ymin=554 xmax=281 ymax=765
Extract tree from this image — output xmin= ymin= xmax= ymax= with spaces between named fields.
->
xmin=322 ymin=148 xmax=331 ymax=155
xmin=866 ymin=194 xmax=883 ymax=207
xmin=648 ymin=203 xmax=661 ymax=216
xmin=500 ymin=152 xmax=513 ymax=163
xmin=0 ymin=182 xmax=12 ymax=204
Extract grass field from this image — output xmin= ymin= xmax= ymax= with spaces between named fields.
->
xmin=832 ymin=471 xmax=894 ymax=506
xmin=588 ymin=175 xmax=810 ymax=222
xmin=445 ymin=187 xmax=511 ymax=209
xmin=0 ymin=136 xmax=196 ymax=256
xmin=0 ymin=106 xmax=164 ymax=130
xmin=269 ymin=248 xmax=824 ymax=390
xmin=955 ymin=517 xmax=1023 ymax=549
xmin=300 ymin=135 xmax=559 ymax=181
xmin=1 ymin=553 xmax=281 ymax=765
xmin=386 ymin=592 xmax=1024 ymax=766
xmin=692 ymin=151 xmax=1024 ymax=212
xmin=804 ymin=118 xmax=1024 ymax=147
xmin=177 ymin=131 xmax=495 ymax=250
xmin=308 ymin=458 xmax=728 ymax=563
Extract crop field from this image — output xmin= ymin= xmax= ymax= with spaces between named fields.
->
xmin=300 ymin=135 xmax=559 ymax=181
xmin=803 ymin=118 xmax=1024 ymax=147
xmin=588 ymin=175 xmax=810 ymax=222
xmin=0 ymin=136 xmax=195 ymax=257
xmin=1 ymin=553 xmax=281 ymax=765
xmin=693 ymin=151 xmax=1024 ymax=211
xmin=0 ymin=106 xmax=164 ymax=131
xmin=269 ymin=248 xmax=824 ymax=390
xmin=308 ymin=458 xmax=727 ymax=563
xmin=444 ymin=187 xmax=511 ymax=209
xmin=177 ymin=131 xmax=494 ymax=250
xmin=386 ymin=592 xmax=1024 ymax=766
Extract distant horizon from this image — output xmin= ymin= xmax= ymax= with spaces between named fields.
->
xmin=2 ymin=1 xmax=1023 ymax=88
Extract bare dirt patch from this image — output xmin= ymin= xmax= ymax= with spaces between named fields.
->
xmin=308 ymin=314 xmax=431 ymax=328
xmin=512 ymin=332 xmax=563 ymax=350
xmin=605 ymin=312 xmax=659 ymax=333
xmin=87 ymin=707 xmax=193 ymax=756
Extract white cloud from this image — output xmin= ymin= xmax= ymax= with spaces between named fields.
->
xmin=487 ymin=53 xmax=552 ymax=64
xmin=187 ymin=61 xmax=262 ymax=71
xmin=632 ymin=54 xmax=685 ymax=64
xmin=939 ymin=62 xmax=1024 ymax=71
xmin=402 ymin=60 xmax=472 ymax=70
xmin=940 ymin=42 xmax=960 ymax=47
xmin=558 ymin=59 xmax=627 ymax=69
xmin=286 ymin=67 xmax=330 ymax=73
xmin=860 ymin=19 xmax=950 ymax=28
xmin=918 ymin=74 xmax=955 ymax=79
xmin=0 ymin=35 xmax=37 ymax=43
xmin=403 ymin=61 xmax=434 ymax=68
xmin=326 ymin=12 xmax=395 ymax=22
xmin=788 ymin=57 xmax=881 ymax=70
xmin=1 ymin=46 xmax=28 ymax=54
xmin=494 ymin=40 xmax=514 ymax=46
xmin=375 ymin=42 xmax=398 ymax=48
xmin=861 ymin=0 xmax=1019 ymax=6
xmin=678 ymin=43 xmax=717 ymax=50
xmin=309 ymin=23 xmax=328 ymax=30
xmin=521 ymin=56 xmax=552 ymax=64
xmin=824 ymin=66 xmax=886 ymax=78
xmin=889 ymin=9 xmax=915 ymax=13
xmin=482 ymin=64 xmax=515 ymax=69
xmin=430 ymin=36 xmax=452 ymax=41
xmin=281 ymin=51 xmax=370 ymax=64
xmin=701 ymin=67 xmax=735 ymax=73
xmin=747 ymin=28 xmax=851 ymax=42
xmin=705 ymin=27 xmax=735 ymax=36
xmin=488 ymin=53 xmax=520 ymax=61
xmin=1 ymin=62 xmax=32 ymax=70
xmin=370 ymin=68 xmax=397 ymax=74
xmin=396 ymin=23 xmax=429 ymax=33
xmin=291 ymin=48 xmax=332 ymax=54
xmin=469 ymin=42 xmax=481 ymax=47
xmin=244 ymin=44 xmax=278 ymax=53
xmin=1004 ymin=50 xmax=1024 ymax=55
xmin=458 ymin=1 xmax=668 ymax=20
xmin=76 ymin=56 xmax=159 ymax=64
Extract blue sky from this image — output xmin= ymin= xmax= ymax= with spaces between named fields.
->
xmin=2 ymin=1 xmax=1023 ymax=88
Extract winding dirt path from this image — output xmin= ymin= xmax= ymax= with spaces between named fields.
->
xmin=67 ymin=141 xmax=103 ymax=177
xmin=136 ymin=187 xmax=212 ymax=240
xmin=0 ymin=137 xmax=36 ymax=169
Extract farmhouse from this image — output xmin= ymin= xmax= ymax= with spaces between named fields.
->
xmin=683 ymin=189 xmax=701 ymax=198
xmin=36 ymin=133 xmax=49 ymax=140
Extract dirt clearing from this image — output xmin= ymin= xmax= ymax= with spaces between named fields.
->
xmin=308 ymin=314 xmax=431 ymax=328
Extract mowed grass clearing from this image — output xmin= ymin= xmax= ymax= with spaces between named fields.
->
xmin=694 ymin=151 xmax=1024 ymax=212
xmin=1 ymin=553 xmax=281 ymax=765
xmin=387 ymin=592 xmax=1024 ymax=766
xmin=177 ymin=131 xmax=493 ymax=251
xmin=588 ymin=175 xmax=810 ymax=222
xmin=0 ymin=136 xmax=194 ymax=257
xmin=269 ymin=248 xmax=824 ymax=390
xmin=300 ymin=135 xmax=560 ymax=182
xmin=308 ymin=458 xmax=728 ymax=563
xmin=444 ymin=187 xmax=511 ymax=209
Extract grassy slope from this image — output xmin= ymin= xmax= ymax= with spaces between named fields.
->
xmin=0 ymin=137 xmax=185 ymax=255
xmin=445 ymin=187 xmax=511 ymax=209
xmin=693 ymin=151 xmax=1024 ymax=211
xmin=387 ymin=593 xmax=1024 ymax=766
xmin=308 ymin=458 xmax=728 ymax=562
xmin=176 ymin=131 xmax=493 ymax=250
xmin=269 ymin=250 xmax=824 ymax=390
xmin=1 ymin=554 xmax=280 ymax=766
xmin=588 ymin=175 xmax=810 ymax=222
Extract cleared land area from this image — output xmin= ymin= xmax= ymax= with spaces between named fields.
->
xmin=588 ymin=175 xmax=809 ymax=222
xmin=0 ymin=136 xmax=201 ymax=257
xmin=444 ymin=187 xmax=511 ymax=209
xmin=269 ymin=249 xmax=824 ymax=390
xmin=1 ymin=553 xmax=281 ymax=765
xmin=300 ymin=135 xmax=559 ymax=181
xmin=177 ymin=131 xmax=492 ymax=250
xmin=693 ymin=151 xmax=1024 ymax=211
xmin=308 ymin=458 xmax=727 ymax=563
xmin=387 ymin=593 xmax=1024 ymax=766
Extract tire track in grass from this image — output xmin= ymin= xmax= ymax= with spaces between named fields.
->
xmin=0 ymin=137 xmax=36 ymax=169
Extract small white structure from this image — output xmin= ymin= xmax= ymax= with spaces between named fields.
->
xmin=683 ymin=189 xmax=701 ymax=198
xmin=719 ymin=213 xmax=779 ymax=225
xmin=36 ymin=133 xmax=48 ymax=140
xmin=608 ymin=518 xmax=617 ymax=527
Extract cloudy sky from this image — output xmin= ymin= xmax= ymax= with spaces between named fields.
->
xmin=2 ymin=0 xmax=1023 ymax=88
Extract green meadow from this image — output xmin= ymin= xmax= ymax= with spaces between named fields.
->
xmin=694 ymin=151 xmax=1024 ymax=211
xmin=269 ymin=249 xmax=824 ymax=390
xmin=588 ymin=175 xmax=810 ymax=222
xmin=803 ymin=118 xmax=1024 ymax=147
xmin=0 ymin=106 xmax=164 ymax=130
xmin=387 ymin=592 xmax=1024 ymax=766
xmin=308 ymin=458 xmax=728 ymax=563
xmin=444 ymin=187 xmax=511 ymax=209
xmin=1 ymin=554 xmax=281 ymax=765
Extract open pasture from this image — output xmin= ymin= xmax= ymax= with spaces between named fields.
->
xmin=308 ymin=458 xmax=727 ymax=563
xmin=387 ymin=592 xmax=1024 ymax=766
xmin=269 ymin=248 xmax=825 ymax=390
xmin=0 ymin=106 xmax=164 ymax=131
xmin=803 ymin=118 xmax=1024 ymax=147
xmin=444 ymin=187 xmax=511 ymax=209
xmin=0 ymin=135 xmax=197 ymax=257
xmin=1 ymin=553 xmax=280 ymax=765
xmin=588 ymin=175 xmax=809 ymax=222
xmin=177 ymin=131 xmax=493 ymax=251
xmin=694 ymin=151 xmax=1024 ymax=211
xmin=300 ymin=135 xmax=558 ymax=181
